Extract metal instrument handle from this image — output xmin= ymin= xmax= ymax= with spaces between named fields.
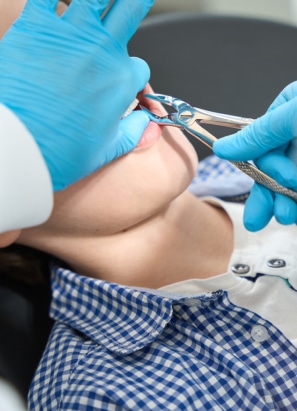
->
xmin=231 ymin=160 xmax=297 ymax=202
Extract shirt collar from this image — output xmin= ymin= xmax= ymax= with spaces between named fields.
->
xmin=50 ymin=266 xmax=223 ymax=354
xmin=50 ymin=266 xmax=176 ymax=354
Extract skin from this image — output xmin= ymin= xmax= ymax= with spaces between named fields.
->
xmin=2 ymin=0 xmax=234 ymax=288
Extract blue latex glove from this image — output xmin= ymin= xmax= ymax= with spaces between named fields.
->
xmin=213 ymin=81 xmax=297 ymax=231
xmin=0 ymin=0 xmax=153 ymax=190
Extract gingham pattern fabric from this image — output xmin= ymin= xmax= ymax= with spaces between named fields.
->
xmin=28 ymin=267 xmax=297 ymax=410
xmin=188 ymin=154 xmax=253 ymax=198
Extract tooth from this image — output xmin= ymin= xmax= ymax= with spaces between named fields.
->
xmin=122 ymin=98 xmax=139 ymax=119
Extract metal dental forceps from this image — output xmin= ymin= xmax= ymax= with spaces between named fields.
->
xmin=141 ymin=93 xmax=297 ymax=202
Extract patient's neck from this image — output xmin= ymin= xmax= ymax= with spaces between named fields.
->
xmin=21 ymin=191 xmax=233 ymax=289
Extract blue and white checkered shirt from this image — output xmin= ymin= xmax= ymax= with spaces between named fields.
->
xmin=28 ymin=266 xmax=297 ymax=410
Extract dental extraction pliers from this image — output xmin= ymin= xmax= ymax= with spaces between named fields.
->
xmin=141 ymin=93 xmax=297 ymax=203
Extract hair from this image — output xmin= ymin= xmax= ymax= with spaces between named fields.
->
xmin=0 ymin=244 xmax=52 ymax=286
xmin=0 ymin=245 xmax=54 ymax=397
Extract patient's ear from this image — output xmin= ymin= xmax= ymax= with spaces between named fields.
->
xmin=0 ymin=230 xmax=21 ymax=248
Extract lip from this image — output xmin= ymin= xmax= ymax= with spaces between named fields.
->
xmin=134 ymin=86 xmax=165 ymax=149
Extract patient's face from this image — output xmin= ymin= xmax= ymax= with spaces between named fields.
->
xmin=41 ymin=84 xmax=198 ymax=235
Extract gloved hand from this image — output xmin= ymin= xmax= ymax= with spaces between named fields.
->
xmin=0 ymin=0 xmax=153 ymax=190
xmin=213 ymin=81 xmax=297 ymax=231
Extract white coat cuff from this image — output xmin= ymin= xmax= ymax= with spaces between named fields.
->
xmin=0 ymin=104 xmax=53 ymax=232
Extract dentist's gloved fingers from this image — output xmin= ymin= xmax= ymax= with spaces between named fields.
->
xmin=118 ymin=109 xmax=150 ymax=149
xmin=213 ymin=98 xmax=297 ymax=161
xmin=130 ymin=57 xmax=151 ymax=92
xmin=273 ymin=194 xmax=297 ymax=225
xmin=20 ymin=0 xmax=58 ymax=16
xmin=102 ymin=0 xmax=154 ymax=44
xmin=243 ymin=184 xmax=274 ymax=231
xmin=254 ymin=151 xmax=297 ymax=190
xmin=268 ymin=81 xmax=297 ymax=111
xmin=286 ymin=137 xmax=297 ymax=165
xmin=62 ymin=0 xmax=109 ymax=25
xmin=30 ymin=0 xmax=59 ymax=10
xmin=253 ymin=151 xmax=297 ymax=225
xmin=243 ymin=182 xmax=297 ymax=231
xmin=103 ymin=110 xmax=150 ymax=162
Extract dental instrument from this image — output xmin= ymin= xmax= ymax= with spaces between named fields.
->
xmin=141 ymin=93 xmax=297 ymax=202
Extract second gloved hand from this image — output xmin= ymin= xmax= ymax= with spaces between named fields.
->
xmin=213 ymin=81 xmax=297 ymax=231
xmin=0 ymin=0 xmax=153 ymax=190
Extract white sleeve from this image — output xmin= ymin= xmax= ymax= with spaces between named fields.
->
xmin=0 ymin=104 xmax=53 ymax=233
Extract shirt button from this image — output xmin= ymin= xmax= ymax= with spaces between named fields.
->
xmin=267 ymin=259 xmax=286 ymax=268
xmin=251 ymin=325 xmax=269 ymax=342
xmin=231 ymin=264 xmax=250 ymax=275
